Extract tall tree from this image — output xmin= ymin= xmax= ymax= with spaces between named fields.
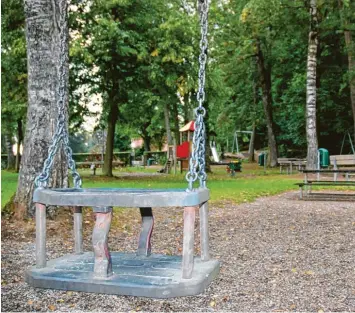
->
xmin=338 ymin=0 xmax=355 ymax=143
xmin=306 ymin=0 xmax=319 ymax=169
xmin=255 ymin=41 xmax=278 ymax=166
xmin=15 ymin=0 xmax=68 ymax=217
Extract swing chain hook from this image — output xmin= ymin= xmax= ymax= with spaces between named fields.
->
xmin=186 ymin=0 xmax=209 ymax=191
xmin=35 ymin=0 xmax=82 ymax=189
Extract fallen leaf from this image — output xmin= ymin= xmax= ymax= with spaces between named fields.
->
xmin=305 ymin=270 xmax=315 ymax=275
xmin=318 ymin=310 xmax=324 ymax=313
xmin=291 ymin=268 xmax=297 ymax=273
xmin=290 ymin=304 xmax=296 ymax=310
xmin=210 ymin=300 xmax=216 ymax=307
xmin=27 ymin=300 xmax=33 ymax=305
xmin=48 ymin=305 xmax=56 ymax=311
xmin=57 ymin=299 xmax=64 ymax=303
xmin=66 ymin=291 xmax=73 ymax=296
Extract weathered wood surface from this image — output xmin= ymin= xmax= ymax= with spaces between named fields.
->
xmin=33 ymin=188 xmax=210 ymax=207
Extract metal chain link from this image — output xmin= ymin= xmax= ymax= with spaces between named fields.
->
xmin=35 ymin=0 xmax=82 ymax=189
xmin=186 ymin=0 xmax=209 ymax=191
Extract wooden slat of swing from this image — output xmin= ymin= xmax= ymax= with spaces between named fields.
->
xmin=33 ymin=187 xmax=209 ymax=207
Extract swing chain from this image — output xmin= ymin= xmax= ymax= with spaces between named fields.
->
xmin=35 ymin=0 xmax=82 ymax=189
xmin=186 ymin=0 xmax=209 ymax=191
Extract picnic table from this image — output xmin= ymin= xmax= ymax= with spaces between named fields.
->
xmin=278 ymin=158 xmax=307 ymax=174
xmin=297 ymin=169 xmax=355 ymax=201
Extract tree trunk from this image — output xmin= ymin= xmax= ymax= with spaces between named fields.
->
xmin=248 ymin=123 xmax=256 ymax=162
xmin=183 ymin=93 xmax=191 ymax=124
xmin=163 ymin=103 xmax=173 ymax=145
xmin=5 ymin=135 xmax=15 ymax=170
xmin=306 ymin=0 xmax=319 ymax=169
xmin=143 ymin=136 xmax=151 ymax=152
xmin=15 ymin=0 xmax=69 ymax=217
xmin=102 ymin=100 xmax=118 ymax=177
xmin=344 ymin=31 xmax=355 ymax=144
xmin=338 ymin=0 xmax=355 ymax=143
xmin=255 ymin=41 xmax=278 ymax=167
xmin=172 ymin=101 xmax=180 ymax=145
xmin=15 ymin=119 xmax=23 ymax=173
xmin=248 ymin=76 xmax=258 ymax=163
xmin=141 ymin=122 xmax=151 ymax=152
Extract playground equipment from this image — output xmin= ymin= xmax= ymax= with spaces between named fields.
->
xmin=226 ymin=160 xmax=242 ymax=177
xmin=232 ymin=130 xmax=253 ymax=154
xmin=26 ymin=0 xmax=219 ymax=298
xmin=176 ymin=120 xmax=195 ymax=171
xmin=340 ymin=131 xmax=355 ymax=154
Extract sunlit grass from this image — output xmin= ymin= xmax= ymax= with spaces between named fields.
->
xmin=1 ymin=163 xmax=301 ymax=209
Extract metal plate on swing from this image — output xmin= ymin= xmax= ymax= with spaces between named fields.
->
xmin=26 ymin=252 xmax=220 ymax=298
xmin=33 ymin=187 xmax=210 ymax=207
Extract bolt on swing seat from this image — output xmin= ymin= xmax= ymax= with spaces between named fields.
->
xmin=26 ymin=0 xmax=219 ymax=298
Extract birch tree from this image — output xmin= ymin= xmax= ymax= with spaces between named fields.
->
xmin=15 ymin=0 xmax=68 ymax=217
xmin=306 ymin=0 xmax=319 ymax=169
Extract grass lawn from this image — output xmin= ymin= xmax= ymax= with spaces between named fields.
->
xmin=1 ymin=163 xmax=301 ymax=209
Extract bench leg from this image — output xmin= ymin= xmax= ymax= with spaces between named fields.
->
xmin=199 ymin=202 xmax=210 ymax=261
xmin=92 ymin=207 xmax=113 ymax=278
xmin=299 ymin=187 xmax=303 ymax=200
xmin=73 ymin=207 xmax=83 ymax=254
xmin=182 ymin=206 xmax=196 ymax=279
xmin=36 ymin=203 xmax=47 ymax=268
xmin=137 ymin=207 xmax=154 ymax=256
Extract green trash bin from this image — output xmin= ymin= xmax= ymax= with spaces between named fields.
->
xmin=147 ymin=158 xmax=155 ymax=166
xmin=318 ymin=148 xmax=329 ymax=168
xmin=258 ymin=153 xmax=265 ymax=166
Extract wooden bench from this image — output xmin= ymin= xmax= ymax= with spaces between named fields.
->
xmin=297 ymin=169 xmax=355 ymax=200
xmin=277 ymin=158 xmax=306 ymax=174
xmin=330 ymin=155 xmax=355 ymax=180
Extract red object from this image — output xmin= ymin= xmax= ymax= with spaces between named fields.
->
xmin=177 ymin=141 xmax=190 ymax=158
xmin=179 ymin=121 xmax=195 ymax=132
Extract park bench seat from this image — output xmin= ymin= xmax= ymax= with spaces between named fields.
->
xmin=330 ymin=155 xmax=355 ymax=167
xmin=33 ymin=187 xmax=209 ymax=207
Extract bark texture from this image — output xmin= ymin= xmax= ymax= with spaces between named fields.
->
xmin=306 ymin=0 xmax=319 ymax=169
xmin=255 ymin=41 xmax=278 ymax=167
xmin=15 ymin=0 xmax=68 ymax=217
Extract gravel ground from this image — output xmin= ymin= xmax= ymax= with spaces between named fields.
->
xmin=2 ymin=191 xmax=355 ymax=312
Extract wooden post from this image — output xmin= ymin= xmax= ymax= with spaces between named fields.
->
xmin=92 ymin=210 xmax=113 ymax=278
xmin=73 ymin=207 xmax=83 ymax=254
xmin=35 ymin=203 xmax=46 ymax=268
xmin=137 ymin=208 xmax=154 ymax=256
xmin=199 ymin=202 xmax=210 ymax=261
xmin=182 ymin=206 xmax=196 ymax=279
